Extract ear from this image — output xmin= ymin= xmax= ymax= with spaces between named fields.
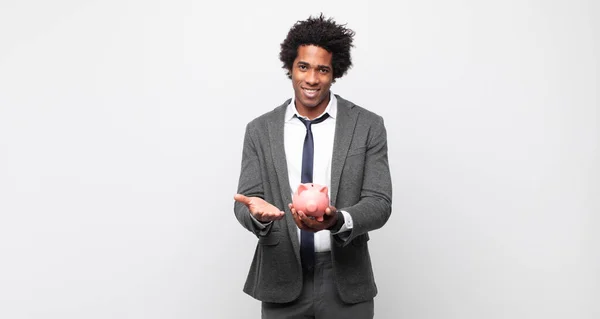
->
xmin=319 ymin=185 xmax=328 ymax=194
xmin=298 ymin=183 xmax=309 ymax=194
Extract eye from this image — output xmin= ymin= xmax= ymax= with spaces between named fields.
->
xmin=319 ymin=68 xmax=330 ymax=74
xmin=298 ymin=64 xmax=308 ymax=71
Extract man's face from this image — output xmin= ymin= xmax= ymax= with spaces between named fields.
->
xmin=291 ymin=45 xmax=333 ymax=116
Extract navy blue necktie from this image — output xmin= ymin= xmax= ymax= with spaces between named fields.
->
xmin=297 ymin=113 xmax=329 ymax=272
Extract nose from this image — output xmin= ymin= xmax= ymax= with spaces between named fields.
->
xmin=304 ymin=69 xmax=319 ymax=85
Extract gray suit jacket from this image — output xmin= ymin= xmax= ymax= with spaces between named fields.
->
xmin=234 ymin=95 xmax=392 ymax=304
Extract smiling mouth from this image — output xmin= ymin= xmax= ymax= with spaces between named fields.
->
xmin=302 ymin=87 xmax=319 ymax=98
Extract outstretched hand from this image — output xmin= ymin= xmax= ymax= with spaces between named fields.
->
xmin=234 ymin=194 xmax=285 ymax=223
xmin=289 ymin=203 xmax=338 ymax=232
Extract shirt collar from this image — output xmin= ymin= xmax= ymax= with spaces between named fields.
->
xmin=285 ymin=92 xmax=337 ymax=122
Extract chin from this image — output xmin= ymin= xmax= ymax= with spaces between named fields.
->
xmin=302 ymin=97 xmax=324 ymax=108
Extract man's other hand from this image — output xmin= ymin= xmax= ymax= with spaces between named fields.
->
xmin=234 ymin=194 xmax=285 ymax=223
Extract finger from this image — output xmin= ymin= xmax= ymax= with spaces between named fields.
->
xmin=264 ymin=210 xmax=284 ymax=220
xmin=290 ymin=210 xmax=306 ymax=229
xmin=299 ymin=218 xmax=318 ymax=231
xmin=297 ymin=219 xmax=310 ymax=230
xmin=298 ymin=213 xmax=312 ymax=225
xmin=233 ymin=194 xmax=251 ymax=205
xmin=300 ymin=213 xmax=325 ymax=229
xmin=325 ymin=206 xmax=337 ymax=216
xmin=299 ymin=213 xmax=312 ymax=224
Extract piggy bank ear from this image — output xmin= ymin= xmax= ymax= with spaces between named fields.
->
xmin=298 ymin=184 xmax=309 ymax=194
xmin=319 ymin=185 xmax=328 ymax=194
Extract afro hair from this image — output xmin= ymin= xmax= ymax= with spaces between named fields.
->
xmin=279 ymin=14 xmax=355 ymax=81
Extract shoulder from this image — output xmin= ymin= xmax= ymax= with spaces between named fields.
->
xmin=336 ymin=95 xmax=385 ymax=126
xmin=245 ymin=98 xmax=291 ymax=130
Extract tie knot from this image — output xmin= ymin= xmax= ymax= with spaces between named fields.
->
xmin=297 ymin=113 xmax=330 ymax=130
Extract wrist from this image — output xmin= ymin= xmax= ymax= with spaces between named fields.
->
xmin=327 ymin=211 xmax=345 ymax=232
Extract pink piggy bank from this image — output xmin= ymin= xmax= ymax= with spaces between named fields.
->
xmin=292 ymin=183 xmax=330 ymax=221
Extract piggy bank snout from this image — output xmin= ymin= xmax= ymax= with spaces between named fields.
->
xmin=305 ymin=200 xmax=318 ymax=213
xmin=293 ymin=183 xmax=330 ymax=217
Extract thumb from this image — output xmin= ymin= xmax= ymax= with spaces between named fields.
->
xmin=234 ymin=194 xmax=251 ymax=205
xmin=325 ymin=206 xmax=337 ymax=216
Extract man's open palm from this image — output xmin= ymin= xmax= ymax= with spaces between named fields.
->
xmin=234 ymin=194 xmax=285 ymax=223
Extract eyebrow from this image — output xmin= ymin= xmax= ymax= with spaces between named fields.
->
xmin=297 ymin=61 xmax=331 ymax=70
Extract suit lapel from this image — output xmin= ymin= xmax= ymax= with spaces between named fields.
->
xmin=267 ymin=100 xmax=300 ymax=259
xmin=330 ymin=95 xmax=358 ymax=206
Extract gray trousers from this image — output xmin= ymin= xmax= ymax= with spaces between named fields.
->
xmin=261 ymin=252 xmax=374 ymax=319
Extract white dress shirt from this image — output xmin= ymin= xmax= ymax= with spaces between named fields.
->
xmin=284 ymin=93 xmax=353 ymax=252
xmin=250 ymin=93 xmax=353 ymax=252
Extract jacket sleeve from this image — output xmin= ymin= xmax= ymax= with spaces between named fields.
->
xmin=337 ymin=115 xmax=392 ymax=245
xmin=233 ymin=122 xmax=273 ymax=237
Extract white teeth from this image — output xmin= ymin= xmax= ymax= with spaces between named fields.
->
xmin=303 ymin=88 xmax=318 ymax=97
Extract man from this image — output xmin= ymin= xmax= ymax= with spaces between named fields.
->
xmin=233 ymin=14 xmax=392 ymax=319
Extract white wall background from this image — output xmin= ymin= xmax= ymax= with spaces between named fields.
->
xmin=0 ymin=0 xmax=598 ymax=318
